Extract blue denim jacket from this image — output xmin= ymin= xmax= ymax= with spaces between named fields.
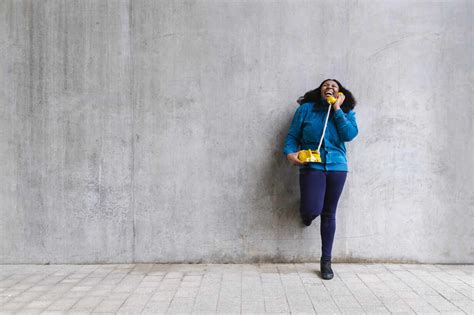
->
xmin=283 ymin=102 xmax=358 ymax=171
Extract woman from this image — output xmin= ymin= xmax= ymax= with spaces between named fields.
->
xmin=283 ymin=79 xmax=358 ymax=280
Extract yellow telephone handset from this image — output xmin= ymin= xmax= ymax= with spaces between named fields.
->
xmin=297 ymin=92 xmax=344 ymax=163
xmin=326 ymin=92 xmax=344 ymax=105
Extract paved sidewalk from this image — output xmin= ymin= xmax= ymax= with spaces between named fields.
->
xmin=0 ymin=263 xmax=472 ymax=314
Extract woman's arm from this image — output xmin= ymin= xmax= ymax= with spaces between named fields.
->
xmin=283 ymin=106 xmax=304 ymax=156
xmin=333 ymin=109 xmax=358 ymax=142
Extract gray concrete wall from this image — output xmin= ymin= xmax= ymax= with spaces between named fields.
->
xmin=1 ymin=0 xmax=472 ymax=264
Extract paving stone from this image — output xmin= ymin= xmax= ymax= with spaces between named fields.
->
xmin=1 ymin=301 xmax=25 ymax=311
xmin=193 ymin=297 xmax=219 ymax=312
xmin=141 ymin=301 xmax=170 ymax=313
xmin=43 ymin=298 xmax=80 ymax=311
xmin=22 ymin=299 xmax=54 ymax=309
xmin=92 ymin=298 xmax=126 ymax=312
xmin=362 ymin=304 xmax=391 ymax=314
xmin=69 ymin=296 xmax=103 ymax=311
xmin=167 ymin=297 xmax=195 ymax=312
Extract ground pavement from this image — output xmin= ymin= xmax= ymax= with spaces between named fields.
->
xmin=0 ymin=263 xmax=472 ymax=314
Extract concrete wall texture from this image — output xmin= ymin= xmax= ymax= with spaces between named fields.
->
xmin=1 ymin=0 xmax=472 ymax=264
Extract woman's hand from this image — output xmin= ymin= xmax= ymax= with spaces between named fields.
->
xmin=333 ymin=93 xmax=345 ymax=111
xmin=287 ymin=152 xmax=307 ymax=166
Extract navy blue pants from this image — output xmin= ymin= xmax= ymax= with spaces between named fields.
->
xmin=299 ymin=169 xmax=347 ymax=261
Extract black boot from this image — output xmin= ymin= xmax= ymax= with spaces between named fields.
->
xmin=320 ymin=258 xmax=334 ymax=280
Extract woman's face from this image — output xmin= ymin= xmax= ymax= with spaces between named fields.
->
xmin=320 ymin=80 xmax=340 ymax=98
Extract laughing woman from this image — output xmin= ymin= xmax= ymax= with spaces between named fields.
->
xmin=283 ymin=79 xmax=358 ymax=280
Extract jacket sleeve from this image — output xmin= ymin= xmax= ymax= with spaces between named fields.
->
xmin=334 ymin=108 xmax=358 ymax=142
xmin=283 ymin=106 xmax=304 ymax=156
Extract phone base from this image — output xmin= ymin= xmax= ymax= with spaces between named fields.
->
xmin=298 ymin=150 xmax=322 ymax=163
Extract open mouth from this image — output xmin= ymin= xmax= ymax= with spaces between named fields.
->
xmin=324 ymin=90 xmax=334 ymax=96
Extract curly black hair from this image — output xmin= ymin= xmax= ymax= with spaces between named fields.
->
xmin=297 ymin=79 xmax=357 ymax=113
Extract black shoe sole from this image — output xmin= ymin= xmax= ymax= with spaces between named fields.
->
xmin=302 ymin=219 xmax=312 ymax=226
xmin=321 ymin=273 xmax=334 ymax=280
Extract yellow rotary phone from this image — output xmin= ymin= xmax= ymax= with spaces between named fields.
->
xmin=297 ymin=92 xmax=344 ymax=163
